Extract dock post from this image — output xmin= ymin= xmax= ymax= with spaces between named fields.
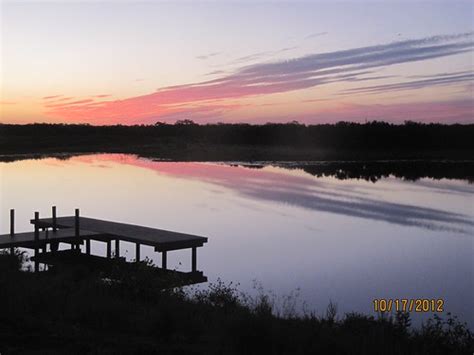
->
xmin=52 ymin=206 xmax=57 ymax=232
xmin=162 ymin=251 xmax=167 ymax=269
xmin=75 ymin=208 xmax=80 ymax=236
xmin=115 ymin=239 xmax=120 ymax=258
xmin=85 ymin=239 xmax=91 ymax=255
xmin=34 ymin=212 xmax=39 ymax=241
xmin=136 ymin=243 xmax=140 ymax=262
xmin=106 ymin=240 xmax=111 ymax=258
xmin=10 ymin=209 xmax=15 ymax=254
xmin=191 ymin=247 xmax=197 ymax=272
xmin=34 ymin=212 xmax=39 ymax=272
xmin=10 ymin=209 xmax=15 ymax=235
xmin=75 ymin=209 xmax=80 ymax=251
xmin=34 ymin=248 xmax=38 ymax=273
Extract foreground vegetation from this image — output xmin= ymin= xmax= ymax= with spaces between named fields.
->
xmin=1 ymin=121 xmax=473 ymax=160
xmin=0 ymin=252 xmax=472 ymax=354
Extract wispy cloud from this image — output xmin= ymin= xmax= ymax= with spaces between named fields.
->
xmin=43 ymin=95 xmax=63 ymax=100
xmin=45 ymin=99 xmax=95 ymax=108
xmin=342 ymin=71 xmax=474 ymax=95
xmin=206 ymin=70 xmax=227 ymax=76
xmin=305 ymin=31 xmax=328 ymax=40
xmin=196 ymin=52 xmax=221 ymax=60
xmin=231 ymin=46 xmax=299 ymax=65
xmin=46 ymin=32 xmax=474 ymax=124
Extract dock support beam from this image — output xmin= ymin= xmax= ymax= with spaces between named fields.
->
xmin=34 ymin=212 xmax=39 ymax=241
xmin=75 ymin=208 xmax=80 ymax=237
xmin=10 ymin=209 xmax=15 ymax=235
xmin=52 ymin=206 xmax=57 ymax=232
xmin=10 ymin=209 xmax=15 ymax=254
xmin=136 ymin=243 xmax=140 ymax=262
xmin=106 ymin=240 xmax=111 ymax=258
xmin=34 ymin=211 xmax=40 ymax=271
xmin=115 ymin=239 xmax=120 ymax=258
xmin=162 ymin=251 xmax=167 ymax=269
xmin=34 ymin=212 xmax=39 ymax=272
xmin=191 ymin=247 xmax=197 ymax=272
xmin=85 ymin=239 xmax=91 ymax=255
xmin=34 ymin=248 xmax=38 ymax=273
xmin=74 ymin=209 xmax=80 ymax=252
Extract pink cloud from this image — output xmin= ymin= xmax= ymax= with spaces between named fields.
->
xmin=54 ymin=97 xmax=76 ymax=102
xmin=45 ymin=99 xmax=95 ymax=108
xmin=42 ymin=95 xmax=63 ymax=100
xmin=43 ymin=33 xmax=473 ymax=124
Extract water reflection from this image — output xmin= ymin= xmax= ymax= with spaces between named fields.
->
xmin=1 ymin=154 xmax=472 ymax=326
xmin=2 ymin=154 xmax=472 ymax=233
xmin=83 ymin=155 xmax=473 ymax=234
xmin=1 ymin=153 xmax=473 ymax=183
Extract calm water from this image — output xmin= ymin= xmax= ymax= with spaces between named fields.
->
xmin=1 ymin=154 xmax=473 ymax=326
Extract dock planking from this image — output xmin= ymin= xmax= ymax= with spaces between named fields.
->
xmin=0 ymin=228 xmax=102 ymax=249
xmin=30 ymin=216 xmax=208 ymax=251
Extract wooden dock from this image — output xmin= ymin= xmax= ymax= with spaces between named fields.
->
xmin=0 ymin=207 xmax=208 ymax=282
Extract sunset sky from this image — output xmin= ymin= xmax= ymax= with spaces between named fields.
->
xmin=1 ymin=0 xmax=473 ymax=125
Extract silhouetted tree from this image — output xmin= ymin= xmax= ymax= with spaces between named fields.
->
xmin=175 ymin=119 xmax=196 ymax=125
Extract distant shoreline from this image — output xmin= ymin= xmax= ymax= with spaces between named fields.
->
xmin=1 ymin=122 xmax=473 ymax=161
xmin=1 ymin=152 xmax=473 ymax=183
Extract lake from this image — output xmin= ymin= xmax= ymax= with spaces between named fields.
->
xmin=1 ymin=154 xmax=472 ymax=327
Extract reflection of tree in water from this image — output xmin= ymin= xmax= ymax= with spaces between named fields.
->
xmin=2 ymin=154 xmax=473 ymax=183
xmin=281 ymin=161 xmax=474 ymax=183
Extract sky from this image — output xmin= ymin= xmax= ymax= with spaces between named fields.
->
xmin=0 ymin=0 xmax=473 ymax=125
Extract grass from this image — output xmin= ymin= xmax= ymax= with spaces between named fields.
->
xmin=0 ymin=251 xmax=472 ymax=354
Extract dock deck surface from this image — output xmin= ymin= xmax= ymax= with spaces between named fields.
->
xmin=30 ymin=216 xmax=208 ymax=251
xmin=0 ymin=228 xmax=101 ymax=249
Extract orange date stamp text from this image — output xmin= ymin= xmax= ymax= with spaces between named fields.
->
xmin=373 ymin=299 xmax=444 ymax=313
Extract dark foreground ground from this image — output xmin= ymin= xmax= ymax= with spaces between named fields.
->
xmin=1 ymin=122 xmax=473 ymax=161
xmin=0 ymin=252 xmax=472 ymax=355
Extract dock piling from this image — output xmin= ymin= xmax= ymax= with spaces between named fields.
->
xmin=9 ymin=209 xmax=15 ymax=254
xmin=106 ymin=240 xmax=111 ymax=258
xmin=75 ymin=209 xmax=80 ymax=238
xmin=115 ymin=239 xmax=120 ymax=258
xmin=74 ymin=209 xmax=80 ymax=251
xmin=192 ymin=247 xmax=197 ymax=272
xmin=10 ymin=209 xmax=15 ymax=236
xmin=52 ymin=206 xmax=57 ymax=232
xmin=86 ymin=239 xmax=91 ymax=255
xmin=34 ymin=248 xmax=38 ymax=272
xmin=34 ymin=212 xmax=39 ymax=241
xmin=34 ymin=211 xmax=39 ymax=272
xmin=136 ymin=243 xmax=140 ymax=262
xmin=162 ymin=251 xmax=167 ymax=269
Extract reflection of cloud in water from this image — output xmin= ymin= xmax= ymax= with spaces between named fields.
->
xmin=72 ymin=155 xmax=474 ymax=234
xmin=403 ymin=179 xmax=474 ymax=196
xmin=246 ymin=184 xmax=472 ymax=234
